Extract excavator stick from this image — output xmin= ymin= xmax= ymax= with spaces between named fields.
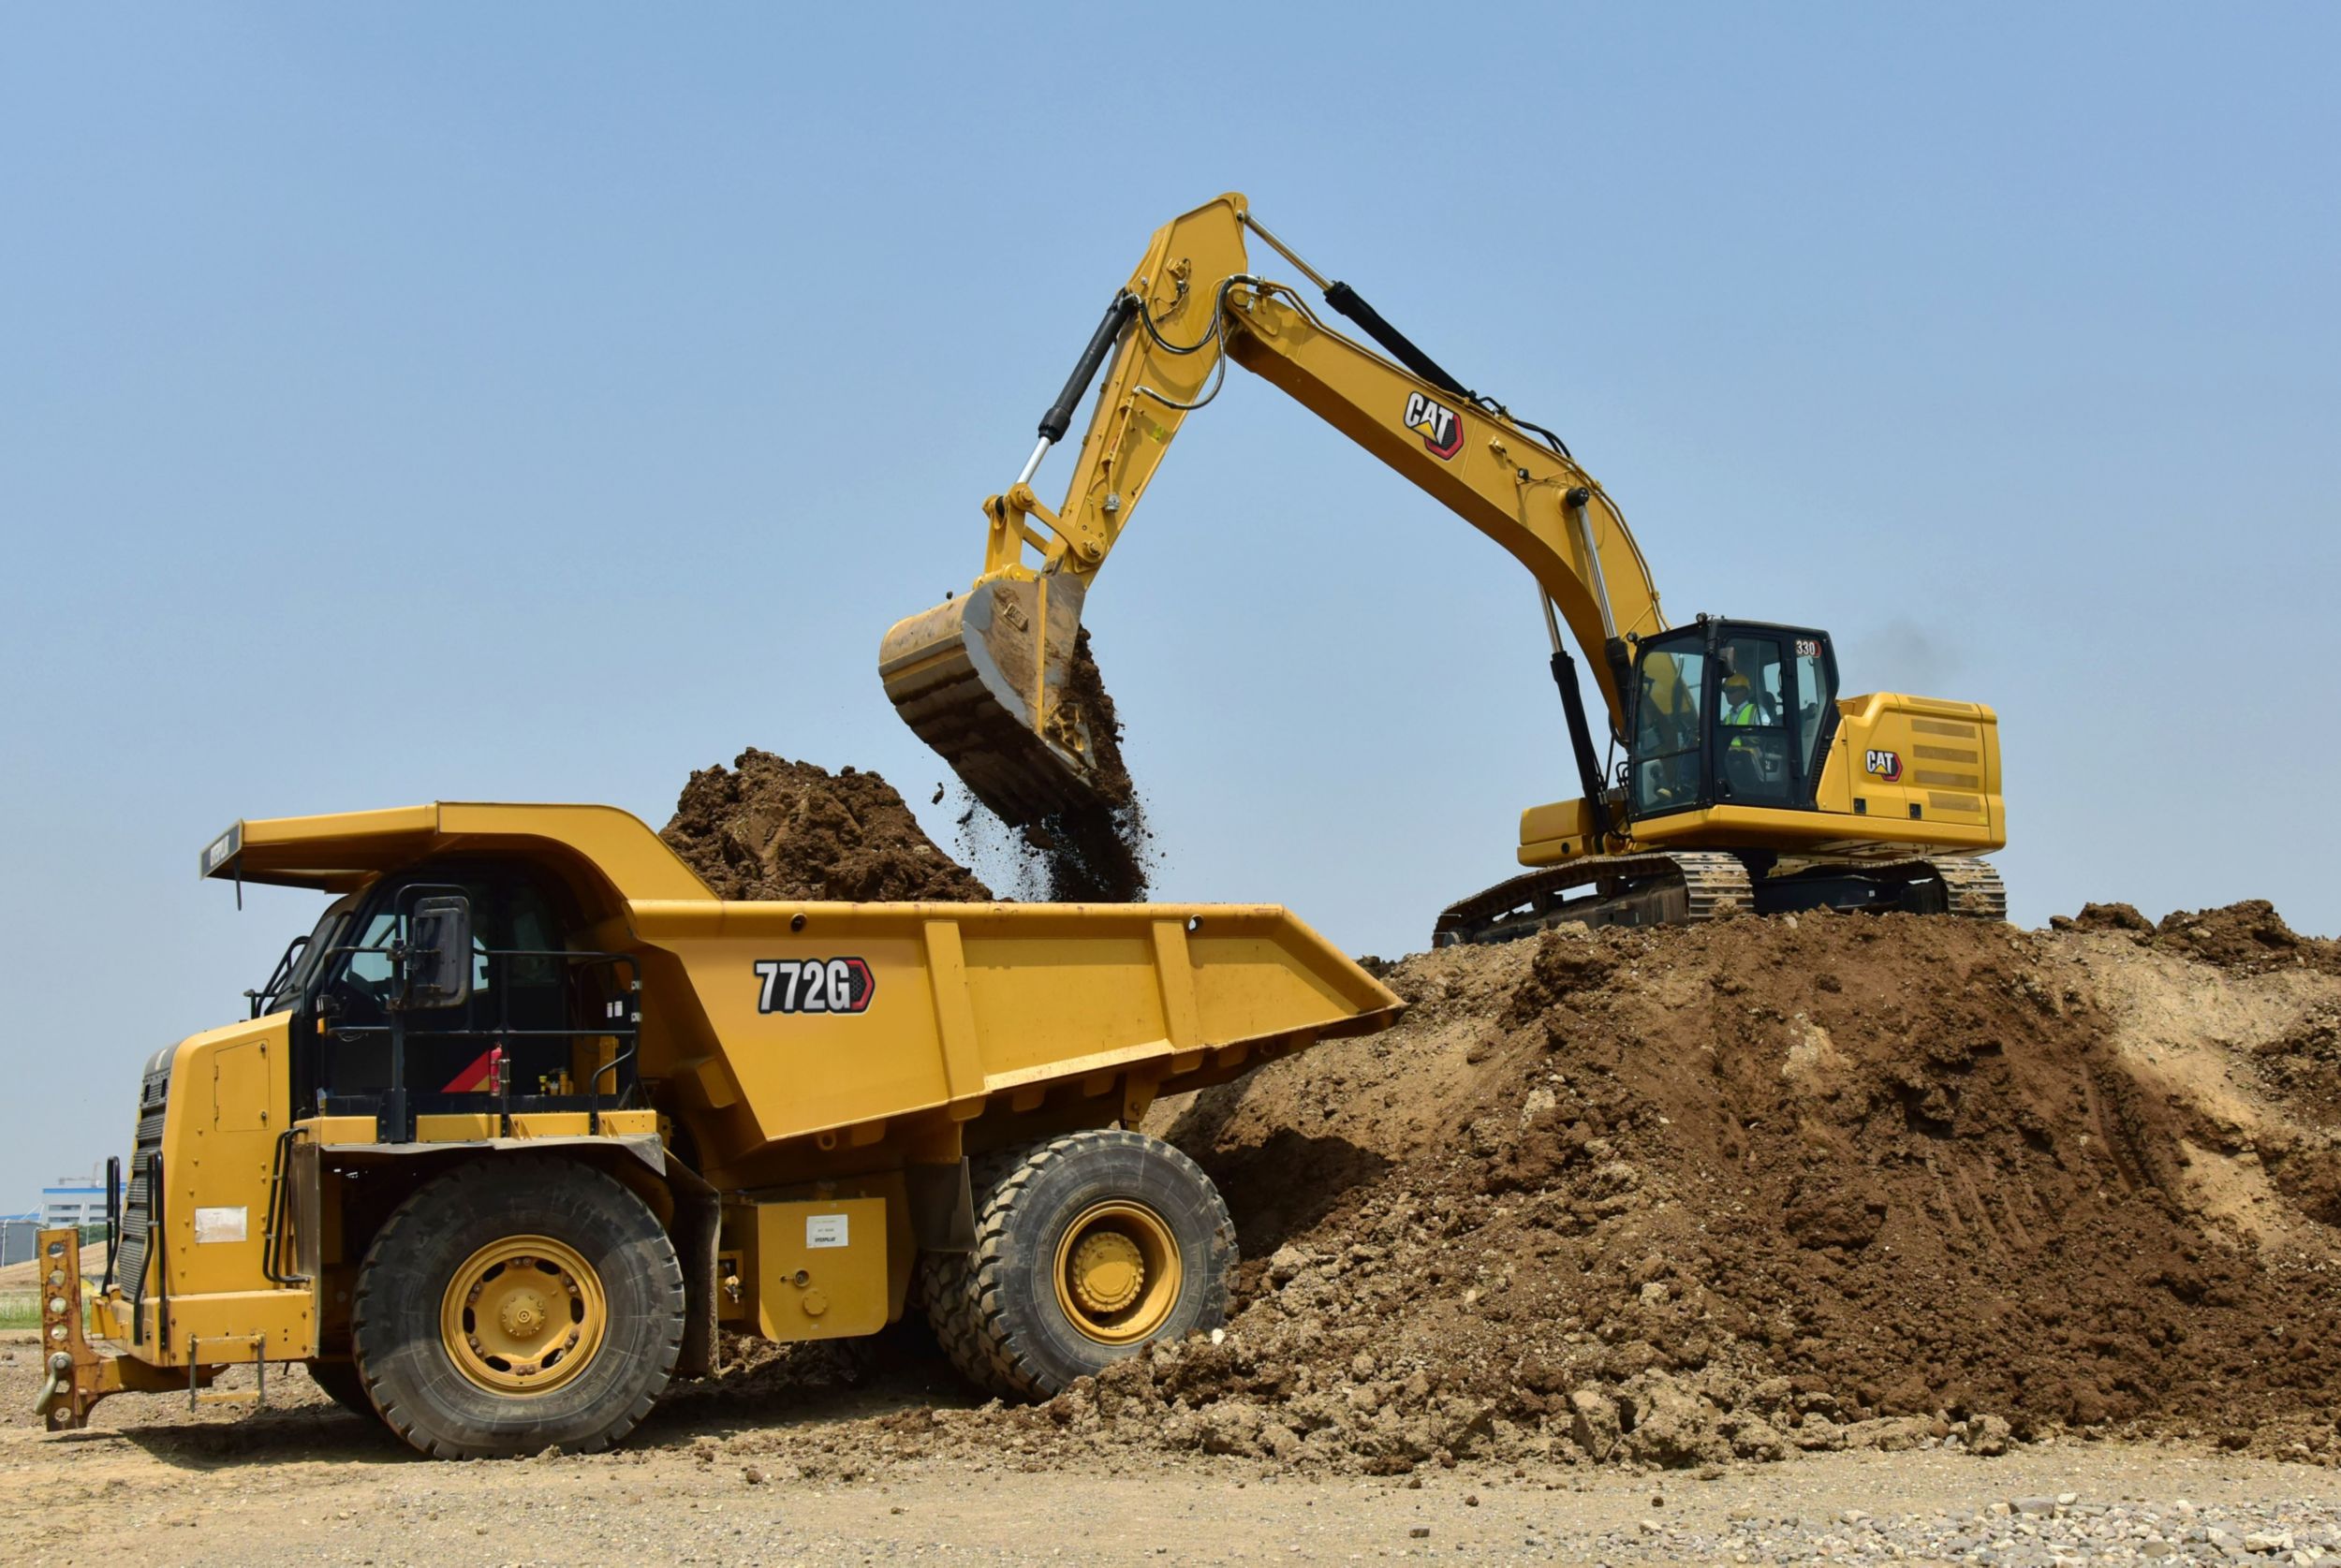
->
xmin=878 ymin=573 xmax=1103 ymax=826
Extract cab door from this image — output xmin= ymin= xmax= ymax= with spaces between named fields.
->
xmin=1712 ymin=629 xmax=1799 ymax=808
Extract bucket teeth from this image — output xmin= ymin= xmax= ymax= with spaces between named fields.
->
xmin=879 ymin=576 xmax=1098 ymax=826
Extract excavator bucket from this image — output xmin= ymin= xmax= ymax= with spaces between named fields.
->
xmin=878 ymin=574 xmax=1103 ymax=826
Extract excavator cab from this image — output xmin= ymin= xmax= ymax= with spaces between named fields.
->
xmin=1627 ymin=619 xmax=1839 ymax=822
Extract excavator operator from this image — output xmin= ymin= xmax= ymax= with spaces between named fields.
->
xmin=1721 ymin=672 xmax=1761 ymax=732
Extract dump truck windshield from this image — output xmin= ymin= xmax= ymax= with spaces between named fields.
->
xmin=251 ymin=897 xmax=353 ymax=1017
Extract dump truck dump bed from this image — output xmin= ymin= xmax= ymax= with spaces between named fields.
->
xmin=628 ymin=896 xmax=1397 ymax=1152
xmin=201 ymin=802 xmax=1400 ymax=1177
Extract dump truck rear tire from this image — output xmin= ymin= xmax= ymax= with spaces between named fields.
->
xmin=922 ymin=1129 xmax=1235 ymax=1399
xmin=303 ymin=1358 xmax=377 ymax=1421
xmin=351 ymin=1156 xmax=684 ymax=1459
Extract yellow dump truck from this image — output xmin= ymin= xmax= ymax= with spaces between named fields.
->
xmin=34 ymin=802 xmax=1399 ymax=1458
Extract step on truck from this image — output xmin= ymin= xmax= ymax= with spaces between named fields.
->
xmin=34 ymin=802 xmax=1401 ymax=1457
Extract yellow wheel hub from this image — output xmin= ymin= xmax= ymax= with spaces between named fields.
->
xmin=1053 ymin=1201 xmax=1182 ymax=1345
xmin=438 ymin=1236 xmax=607 ymax=1397
xmin=497 ymin=1289 xmax=550 ymax=1339
xmin=1069 ymin=1231 xmax=1145 ymax=1316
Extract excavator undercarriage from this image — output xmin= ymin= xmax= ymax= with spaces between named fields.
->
xmin=1432 ymin=852 xmax=2009 ymax=946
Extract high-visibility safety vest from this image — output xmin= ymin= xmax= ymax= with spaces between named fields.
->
xmin=1723 ymin=697 xmax=1761 ymax=753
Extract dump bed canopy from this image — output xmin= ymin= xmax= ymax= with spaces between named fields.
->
xmin=199 ymin=803 xmax=715 ymax=901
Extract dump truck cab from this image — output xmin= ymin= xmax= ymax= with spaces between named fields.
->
xmin=39 ymin=802 xmax=1399 ymax=1458
xmin=251 ymin=861 xmax=643 ymax=1140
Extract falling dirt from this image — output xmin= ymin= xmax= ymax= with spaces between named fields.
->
xmin=1025 ymin=628 xmax=1153 ymax=902
xmin=938 ymin=628 xmax=1155 ymax=903
xmin=660 ymin=750 xmax=993 ymax=902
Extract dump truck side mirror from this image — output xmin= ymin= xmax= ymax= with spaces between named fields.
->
xmin=404 ymin=895 xmax=474 ymax=1010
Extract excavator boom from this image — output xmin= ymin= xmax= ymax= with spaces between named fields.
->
xmin=879 ymin=193 xmax=1664 ymax=829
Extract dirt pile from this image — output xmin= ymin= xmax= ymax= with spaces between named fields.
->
xmin=2058 ymin=899 xmax=2339 ymax=976
xmin=892 ymin=904 xmax=2341 ymax=1475
xmin=661 ymin=750 xmax=992 ymax=902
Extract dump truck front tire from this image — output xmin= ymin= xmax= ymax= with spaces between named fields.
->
xmin=923 ymin=1129 xmax=1235 ymax=1399
xmin=351 ymin=1156 xmax=684 ymax=1459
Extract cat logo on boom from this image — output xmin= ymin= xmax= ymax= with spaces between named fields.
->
xmin=1864 ymin=749 xmax=1904 ymax=783
xmin=1402 ymin=391 xmax=1465 ymax=460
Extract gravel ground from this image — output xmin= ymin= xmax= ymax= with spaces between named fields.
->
xmin=1588 ymin=1487 xmax=2341 ymax=1565
xmin=7 ymin=1336 xmax=2341 ymax=1566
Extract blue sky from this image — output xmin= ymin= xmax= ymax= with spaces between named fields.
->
xmin=4 ymin=4 xmax=2336 ymax=1204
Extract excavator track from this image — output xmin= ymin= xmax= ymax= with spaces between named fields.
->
xmin=1434 ymin=850 xmax=2006 ymax=946
xmin=1432 ymin=851 xmax=1754 ymax=946
xmin=1931 ymin=857 xmax=2009 ymax=921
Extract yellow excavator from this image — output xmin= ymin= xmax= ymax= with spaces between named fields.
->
xmin=879 ymin=193 xmax=2005 ymax=942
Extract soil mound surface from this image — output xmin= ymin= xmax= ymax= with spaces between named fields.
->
xmin=889 ymin=904 xmax=2341 ymax=1475
xmin=661 ymin=750 xmax=992 ymax=902
xmin=2055 ymin=898 xmax=2339 ymax=975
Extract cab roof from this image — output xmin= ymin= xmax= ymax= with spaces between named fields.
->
xmin=199 ymin=803 xmax=715 ymax=902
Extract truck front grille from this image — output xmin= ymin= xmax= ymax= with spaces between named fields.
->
xmin=114 ymin=1060 xmax=171 ymax=1335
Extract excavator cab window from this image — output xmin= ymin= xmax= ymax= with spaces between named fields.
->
xmin=1792 ymin=637 xmax=1837 ymax=785
xmin=1629 ymin=633 xmax=1707 ymax=816
xmin=1627 ymin=621 xmax=1838 ymax=819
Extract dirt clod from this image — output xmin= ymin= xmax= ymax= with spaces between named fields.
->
xmin=660 ymin=750 xmax=992 ymax=902
xmin=2056 ymin=898 xmax=2336 ymax=975
xmin=2056 ymin=901 xmax=2155 ymax=934
xmin=2153 ymin=899 xmax=2330 ymax=973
